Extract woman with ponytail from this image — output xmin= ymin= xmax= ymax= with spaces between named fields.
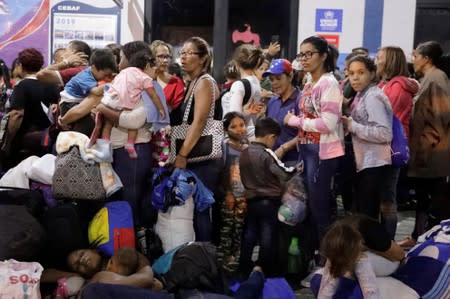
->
xmin=284 ymin=36 xmax=344 ymax=262
xmin=224 ymin=44 xmax=265 ymax=138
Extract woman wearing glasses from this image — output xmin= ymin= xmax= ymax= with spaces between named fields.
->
xmin=284 ymin=36 xmax=344 ymax=264
xmin=171 ymin=36 xmax=221 ymax=242
xmin=150 ymin=40 xmax=185 ymax=111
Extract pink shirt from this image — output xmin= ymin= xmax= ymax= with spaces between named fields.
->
xmin=107 ymin=67 xmax=153 ymax=110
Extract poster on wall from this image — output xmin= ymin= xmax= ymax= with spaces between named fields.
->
xmin=51 ymin=1 xmax=120 ymax=55
xmin=315 ymin=9 xmax=343 ymax=33
xmin=0 ymin=0 xmax=50 ymax=67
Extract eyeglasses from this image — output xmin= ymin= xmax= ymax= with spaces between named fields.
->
xmin=179 ymin=50 xmax=201 ymax=57
xmin=298 ymin=51 xmax=320 ymax=59
xmin=156 ymin=55 xmax=172 ymax=60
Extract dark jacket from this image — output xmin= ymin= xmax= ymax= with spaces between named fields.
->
xmin=239 ymin=142 xmax=296 ymax=199
xmin=408 ymin=69 xmax=450 ymax=177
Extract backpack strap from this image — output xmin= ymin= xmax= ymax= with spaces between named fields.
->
xmin=240 ymin=78 xmax=252 ymax=106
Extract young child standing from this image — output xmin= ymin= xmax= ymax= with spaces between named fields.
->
xmin=341 ymin=56 xmax=393 ymax=220
xmin=217 ymin=112 xmax=248 ymax=273
xmin=101 ymin=49 xmax=166 ymax=158
xmin=238 ymin=117 xmax=297 ymax=276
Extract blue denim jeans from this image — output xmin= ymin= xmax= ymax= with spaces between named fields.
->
xmin=239 ymin=198 xmax=280 ymax=277
xmin=187 ymin=159 xmax=222 ymax=242
xmin=112 ymin=142 xmax=155 ymax=227
xmin=299 ymin=144 xmax=339 ymax=249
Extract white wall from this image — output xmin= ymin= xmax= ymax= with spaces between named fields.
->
xmin=120 ymin=0 xmax=145 ymax=43
xmin=381 ymin=0 xmax=417 ymax=59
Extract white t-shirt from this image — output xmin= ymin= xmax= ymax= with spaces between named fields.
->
xmin=222 ymin=75 xmax=261 ymax=139
xmin=222 ymin=75 xmax=261 ymax=116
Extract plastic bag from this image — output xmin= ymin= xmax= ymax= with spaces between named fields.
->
xmin=278 ymin=174 xmax=307 ymax=226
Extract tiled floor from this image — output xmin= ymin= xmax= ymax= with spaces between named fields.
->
xmin=293 ymin=208 xmax=415 ymax=298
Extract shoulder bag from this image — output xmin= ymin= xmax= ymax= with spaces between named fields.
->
xmin=169 ymin=74 xmax=224 ymax=163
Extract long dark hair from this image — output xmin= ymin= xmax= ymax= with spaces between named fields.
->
xmin=301 ymin=36 xmax=335 ymax=72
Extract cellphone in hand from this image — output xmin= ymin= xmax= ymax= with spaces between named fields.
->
xmin=271 ymin=35 xmax=279 ymax=44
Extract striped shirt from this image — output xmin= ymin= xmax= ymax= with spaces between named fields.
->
xmin=288 ymin=72 xmax=344 ymax=160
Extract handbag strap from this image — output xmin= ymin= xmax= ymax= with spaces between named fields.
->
xmin=182 ymin=74 xmax=217 ymax=123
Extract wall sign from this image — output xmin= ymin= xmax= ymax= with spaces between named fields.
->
xmin=51 ymin=1 xmax=120 ymax=53
xmin=315 ymin=9 xmax=343 ymax=33
xmin=319 ymin=34 xmax=340 ymax=48
xmin=231 ymin=24 xmax=260 ymax=47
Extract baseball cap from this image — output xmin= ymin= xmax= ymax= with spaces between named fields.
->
xmin=263 ymin=59 xmax=293 ymax=77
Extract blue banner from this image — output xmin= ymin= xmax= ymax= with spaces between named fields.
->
xmin=315 ymin=9 xmax=343 ymax=33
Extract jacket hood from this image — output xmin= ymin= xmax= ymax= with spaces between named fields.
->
xmin=390 ymin=76 xmax=420 ymax=94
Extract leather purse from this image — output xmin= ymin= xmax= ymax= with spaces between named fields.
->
xmin=52 ymin=146 xmax=106 ymax=200
xmin=169 ymin=74 xmax=223 ymax=163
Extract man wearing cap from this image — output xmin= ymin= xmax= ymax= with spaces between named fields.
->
xmin=264 ymin=59 xmax=301 ymax=166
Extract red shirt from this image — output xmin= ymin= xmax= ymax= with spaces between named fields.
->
xmin=378 ymin=76 xmax=419 ymax=138
xmin=163 ymin=76 xmax=185 ymax=110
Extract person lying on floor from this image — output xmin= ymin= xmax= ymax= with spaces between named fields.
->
xmin=41 ymin=248 xmax=163 ymax=298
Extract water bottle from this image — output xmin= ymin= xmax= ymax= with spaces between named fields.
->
xmin=287 ymin=237 xmax=301 ymax=274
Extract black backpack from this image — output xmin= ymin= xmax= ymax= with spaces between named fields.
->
xmin=160 ymin=242 xmax=225 ymax=294
xmin=214 ymin=78 xmax=251 ymax=120
xmin=0 ymin=205 xmax=47 ymax=261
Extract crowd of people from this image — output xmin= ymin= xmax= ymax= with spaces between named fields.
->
xmin=0 ymin=34 xmax=449 ymax=298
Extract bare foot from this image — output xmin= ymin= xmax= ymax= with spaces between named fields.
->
xmin=151 ymin=278 xmax=164 ymax=291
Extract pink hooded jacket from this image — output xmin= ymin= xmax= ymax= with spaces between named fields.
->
xmin=378 ymin=76 xmax=419 ymax=138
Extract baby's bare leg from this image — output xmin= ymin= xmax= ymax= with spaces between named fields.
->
xmin=102 ymin=118 xmax=113 ymax=140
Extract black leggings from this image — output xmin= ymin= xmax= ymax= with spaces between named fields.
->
xmin=354 ymin=165 xmax=391 ymax=219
